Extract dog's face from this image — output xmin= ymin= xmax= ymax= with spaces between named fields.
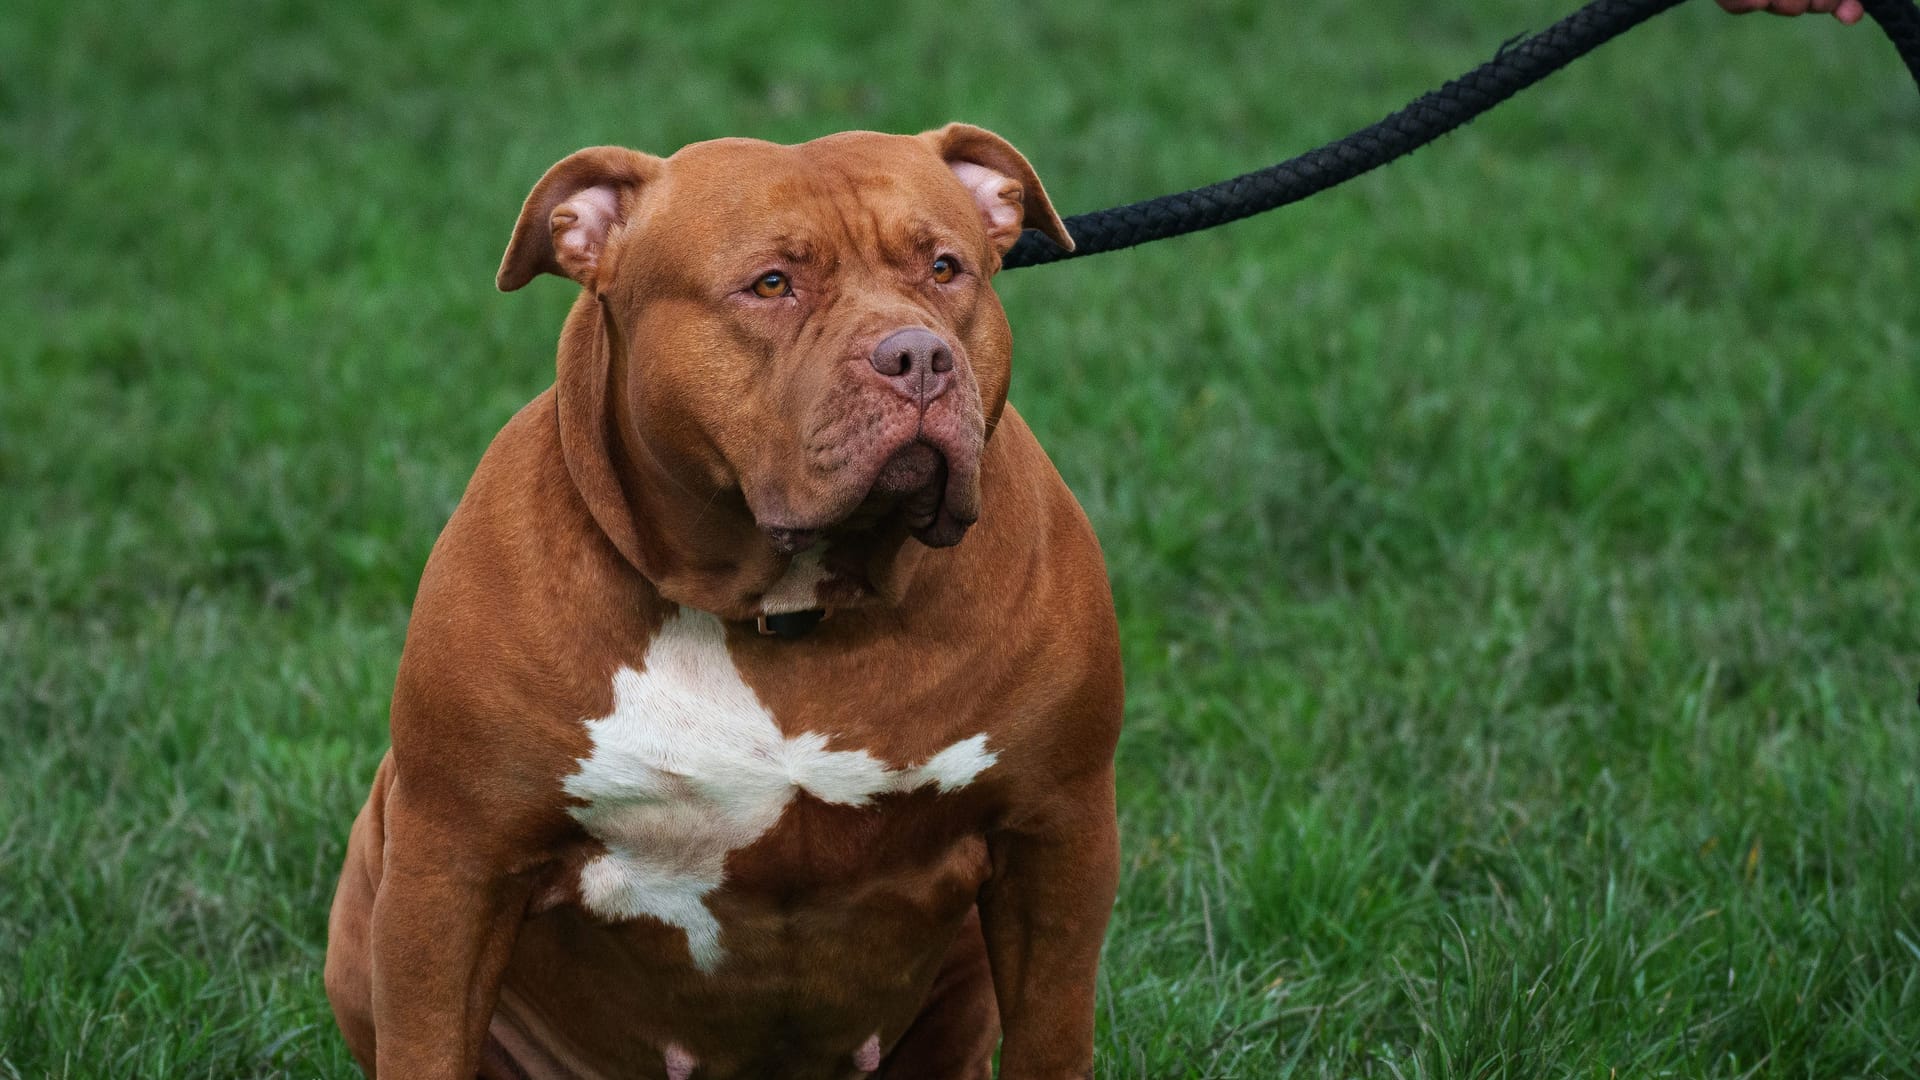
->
xmin=498 ymin=126 xmax=1071 ymax=553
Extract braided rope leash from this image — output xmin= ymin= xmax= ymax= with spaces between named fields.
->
xmin=1002 ymin=0 xmax=1920 ymax=271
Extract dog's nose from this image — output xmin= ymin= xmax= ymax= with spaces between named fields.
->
xmin=869 ymin=328 xmax=954 ymax=404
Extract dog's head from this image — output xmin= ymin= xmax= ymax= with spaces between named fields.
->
xmin=498 ymin=126 xmax=1070 ymax=562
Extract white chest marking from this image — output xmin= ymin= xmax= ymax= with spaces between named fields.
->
xmin=563 ymin=610 xmax=997 ymax=972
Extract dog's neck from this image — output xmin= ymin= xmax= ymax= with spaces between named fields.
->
xmin=552 ymin=295 xmax=931 ymax=623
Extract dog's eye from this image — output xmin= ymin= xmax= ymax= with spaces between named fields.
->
xmin=751 ymin=271 xmax=791 ymax=298
xmin=930 ymin=256 xmax=958 ymax=284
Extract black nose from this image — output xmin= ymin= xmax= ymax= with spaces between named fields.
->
xmin=869 ymin=328 xmax=954 ymax=380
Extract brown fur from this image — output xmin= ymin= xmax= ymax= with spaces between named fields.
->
xmin=324 ymin=125 xmax=1120 ymax=1079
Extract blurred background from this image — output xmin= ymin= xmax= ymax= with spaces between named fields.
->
xmin=3 ymin=0 xmax=1917 ymax=1075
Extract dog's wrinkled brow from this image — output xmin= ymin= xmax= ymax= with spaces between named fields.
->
xmin=769 ymin=236 xmax=821 ymax=266
xmin=894 ymin=220 xmax=965 ymax=259
xmin=710 ymin=234 xmax=830 ymax=281
xmin=726 ymin=218 xmax=965 ymax=280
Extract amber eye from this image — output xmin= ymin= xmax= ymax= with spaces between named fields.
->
xmin=752 ymin=271 xmax=791 ymax=298
xmin=930 ymin=256 xmax=958 ymax=284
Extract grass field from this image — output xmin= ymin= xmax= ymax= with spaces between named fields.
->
xmin=4 ymin=0 xmax=1919 ymax=1076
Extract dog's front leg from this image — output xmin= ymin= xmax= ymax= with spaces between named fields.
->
xmin=367 ymin=790 xmax=533 ymax=1079
xmin=979 ymin=765 xmax=1121 ymax=1080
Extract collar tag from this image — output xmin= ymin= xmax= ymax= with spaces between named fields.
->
xmin=755 ymin=609 xmax=828 ymax=640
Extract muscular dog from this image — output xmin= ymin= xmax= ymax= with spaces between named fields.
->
xmin=324 ymin=125 xmax=1122 ymax=1080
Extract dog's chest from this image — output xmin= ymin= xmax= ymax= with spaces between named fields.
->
xmin=560 ymin=610 xmax=996 ymax=972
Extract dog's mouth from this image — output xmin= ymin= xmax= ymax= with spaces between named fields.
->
xmin=871 ymin=441 xmax=945 ymax=498
xmin=876 ymin=441 xmax=954 ymax=542
xmin=760 ymin=439 xmax=969 ymax=554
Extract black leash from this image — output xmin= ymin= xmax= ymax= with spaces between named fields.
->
xmin=1002 ymin=0 xmax=1920 ymax=270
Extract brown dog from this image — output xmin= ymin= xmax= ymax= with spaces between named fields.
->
xmin=323 ymin=125 xmax=1122 ymax=1080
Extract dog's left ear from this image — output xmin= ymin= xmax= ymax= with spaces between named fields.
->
xmin=922 ymin=123 xmax=1074 ymax=258
xmin=497 ymin=145 xmax=664 ymax=292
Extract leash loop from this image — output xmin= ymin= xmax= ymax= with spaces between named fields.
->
xmin=1003 ymin=0 xmax=1920 ymax=270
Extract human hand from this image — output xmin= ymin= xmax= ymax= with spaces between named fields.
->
xmin=1715 ymin=0 xmax=1866 ymax=24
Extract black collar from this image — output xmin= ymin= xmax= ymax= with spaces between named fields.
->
xmin=754 ymin=609 xmax=829 ymax=640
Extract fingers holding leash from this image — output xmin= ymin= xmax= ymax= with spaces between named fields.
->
xmin=1716 ymin=0 xmax=1866 ymax=24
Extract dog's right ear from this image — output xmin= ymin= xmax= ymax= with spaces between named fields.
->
xmin=497 ymin=146 xmax=663 ymax=292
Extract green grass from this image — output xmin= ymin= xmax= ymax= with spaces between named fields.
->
xmin=4 ymin=0 xmax=1918 ymax=1075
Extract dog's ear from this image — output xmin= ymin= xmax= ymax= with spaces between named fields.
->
xmin=921 ymin=123 xmax=1074 ymax=257
xmin=497 ymin=146 xmax=664 ymax=292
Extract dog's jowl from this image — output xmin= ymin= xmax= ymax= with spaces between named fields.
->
xmin=324 ymin=125 xmax=1123 ymax=1080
